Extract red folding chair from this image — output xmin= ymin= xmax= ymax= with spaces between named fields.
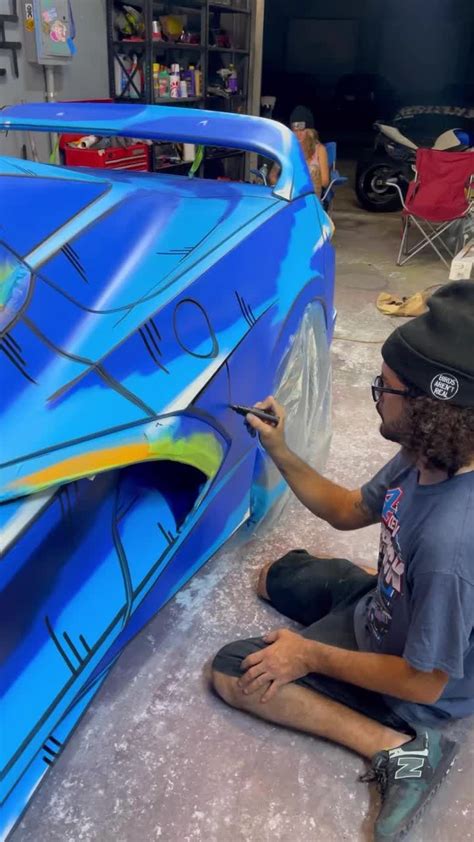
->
xmin=388 ymin=148 xmax=474 ymax=267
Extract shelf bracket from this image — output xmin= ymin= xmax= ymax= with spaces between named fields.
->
xmin=0 ymin=0 xmax=21 ymax=78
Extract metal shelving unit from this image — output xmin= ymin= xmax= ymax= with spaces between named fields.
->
xmin=107 ymin=0 xmax=259 ymax=175
xmin=208 ymin=46 xmax=249 ymax=53
xmin=107 ymin=0 xmax=252 ymax=105
xmin=209 ymin=3 xmax=250 ymax=13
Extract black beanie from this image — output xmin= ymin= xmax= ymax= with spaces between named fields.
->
xmin=289 ymin=105 xmax=315 ymax=130
xmin=382 ymin=281 xmax=474 ymax=407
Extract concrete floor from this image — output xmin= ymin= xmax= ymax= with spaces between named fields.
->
xmin=12 ymin=170 xmax=473 ymax=842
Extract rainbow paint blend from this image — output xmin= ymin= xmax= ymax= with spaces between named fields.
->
xmin=0 ymin=249 xmax=32 ymax=333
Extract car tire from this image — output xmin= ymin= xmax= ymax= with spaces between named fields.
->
xmin=355 ymin=160 xmax=405 ymax=212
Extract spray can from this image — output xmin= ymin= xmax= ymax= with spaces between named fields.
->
xmin=170 ymin=63 xmax=180 ymax=99
xmin=159 ymin=67 xmax=170 ymax=98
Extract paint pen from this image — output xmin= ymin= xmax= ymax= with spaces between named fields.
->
xmin=230 ymin=404 xmax=280 ymax=426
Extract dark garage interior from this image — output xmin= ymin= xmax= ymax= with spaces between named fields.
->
xmin=262 ymin=0 xmax=474 ymax=148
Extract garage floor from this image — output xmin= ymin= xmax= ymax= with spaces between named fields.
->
xmin=12 ymin=170 xmax=473 ymax=842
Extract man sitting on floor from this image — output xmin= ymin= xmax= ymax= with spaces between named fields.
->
xmin=211 ymin=281 xmax=474 ymax=842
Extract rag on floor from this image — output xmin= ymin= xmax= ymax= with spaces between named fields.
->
xmin=376 ymin=289 xmax=431 ymax=317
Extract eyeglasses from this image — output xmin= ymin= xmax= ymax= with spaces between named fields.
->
xmin=371 ymin=375 xmax=413 ymax=403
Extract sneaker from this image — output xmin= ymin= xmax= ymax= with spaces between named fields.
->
xmin=361 ymin=728 xmax=458 ymax=841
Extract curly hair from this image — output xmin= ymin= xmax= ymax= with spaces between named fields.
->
xmin=403 ymin=395 xmax=474 ymax=476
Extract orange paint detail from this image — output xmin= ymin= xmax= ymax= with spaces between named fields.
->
xmin=11 ymin=443 xmax=152 ymax=491
xmin=9 ymin=431 xmax=223 ymax=496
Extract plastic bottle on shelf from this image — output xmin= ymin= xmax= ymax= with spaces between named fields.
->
xmin=228 ymin=64 xmax=238 ymax=94
xmin=170 ymin=63 xmax=180 ymax=99
xmin=179 ymin=80 xmax=188 ymax=98
xmin=152 ymin=63 xmax=160 ymax=101
xmin=158 ymin=67 xmax=170 ymax=98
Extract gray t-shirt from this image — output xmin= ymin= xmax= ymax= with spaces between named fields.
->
xmin=354 ymin=451 xmax=474 ymax=724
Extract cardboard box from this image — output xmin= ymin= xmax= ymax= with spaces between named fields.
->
xmin=449 ymin=240 xmax=474 ymax=281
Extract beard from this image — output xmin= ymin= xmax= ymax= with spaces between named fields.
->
xmin=379 ymin=420 xmax=404 ymax=443
xmin=377 ymin=405 xmax=411 ymax=446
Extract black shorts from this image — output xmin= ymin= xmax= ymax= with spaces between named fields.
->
xmin=213 ymin=550 xmax=412 ymax=732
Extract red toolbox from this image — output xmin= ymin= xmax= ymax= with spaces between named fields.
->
xmin=62 ymin=140 xmax=151 ymax=172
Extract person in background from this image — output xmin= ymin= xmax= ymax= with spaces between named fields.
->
xmin=299 ymin=126 xmax=330 ymax=197
xmin=269 ymin=105 xmax=330 ymax=200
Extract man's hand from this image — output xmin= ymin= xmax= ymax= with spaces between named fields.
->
xmin=238 ymin=628 xmax=311 ymax=703
xmin=244 ymin=397 xmax=377 ymax=531
xmin=245 ymin=396 xmax=287 ymax=457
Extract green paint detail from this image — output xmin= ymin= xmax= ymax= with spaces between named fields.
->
xmin=148 ymin=431 xmax=223 ymax=478
xmin=0 ymin=261 xmax=16 ymax=308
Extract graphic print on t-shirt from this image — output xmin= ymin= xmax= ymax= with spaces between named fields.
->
xmin=367 ymin=487 xmax=406 ymax=643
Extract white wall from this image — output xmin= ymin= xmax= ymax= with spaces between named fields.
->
xmin=0 ymin=0 xmax=109 ymax=160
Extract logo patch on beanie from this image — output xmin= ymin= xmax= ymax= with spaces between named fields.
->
xmin=430 ymin=373 xmax=459 ymax=400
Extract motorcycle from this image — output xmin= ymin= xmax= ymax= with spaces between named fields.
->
xmin=355 ymin=105 xmax=474 ymax=212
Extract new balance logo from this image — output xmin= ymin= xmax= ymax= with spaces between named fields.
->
xmin=390 ymin=744 xmax=429 ymax=780
xmin=395 ymin=756 xmax=426 ymax=779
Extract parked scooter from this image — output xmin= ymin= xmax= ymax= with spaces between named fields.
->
xmin=355 ymin=105 xmax=474 ymax=212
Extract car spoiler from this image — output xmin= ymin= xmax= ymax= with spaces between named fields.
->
xmin=0 ymin=102 xmax=313 ymax=202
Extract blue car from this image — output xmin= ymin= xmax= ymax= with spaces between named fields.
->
xmin=0 ymin=103 xmax=335 ymax=839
